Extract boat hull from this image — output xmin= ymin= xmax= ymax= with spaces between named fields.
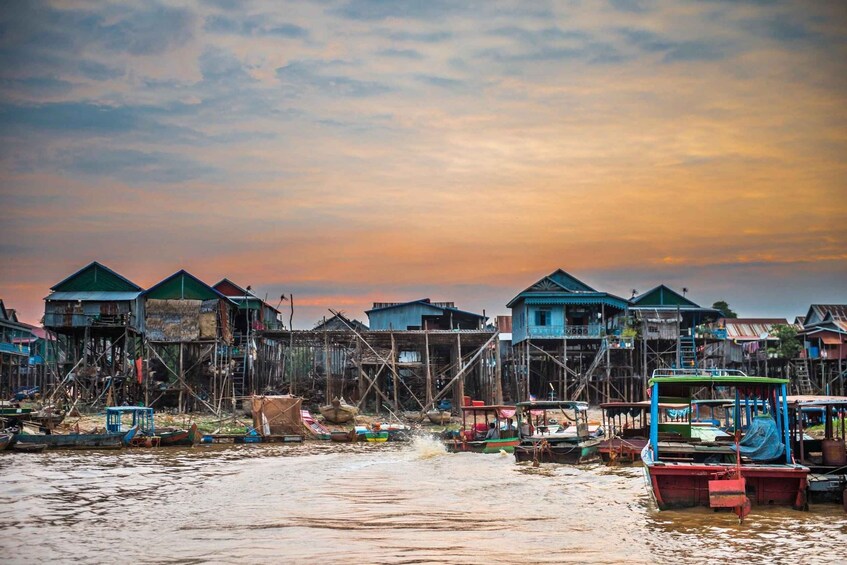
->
xmin=599 ymin=437 xmax=647 ymax=463
xmin=357 ymin=431 xmax=389 ymax=442
xmin=320 ymin=404 xmax=358 ymax=424
xmin=426 ymin=410 xmax=451 ymax=425
xmin=15 ymin=433 xmax=125 ymax=450
xmin=0 ymin=433 xmax=11 ymax=451
xmin=330 ymin=430 xmax=355 ymax=442
xmin=447 ymin=437 xmax=520 ymax=454
xmin=157 ymin=423 xmax=199 ymax=447
xmin=644 ymin=462 xmax=809 ymax=510
xmin=514 ymin=440 xmax=600 ymax=464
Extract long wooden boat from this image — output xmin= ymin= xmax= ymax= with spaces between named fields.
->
xmin=514 ymin=400 xmax=601 ymax=465
xmin=14 ymin=427 xmax=135 ymax=450
xmin=598 ymin=400 xmax=693 ymax=464
xmin=642 ymin=369 xmax=809 ymax=514
xmin=446 ymin=403 xmax=520 ymax=453
xmin=157 ymin=423 xmax=199 ymax=447
xmin=426 ymin=410 xmax=451 ymax=425
xmin=330 ymin=430 xmax=356 ymax=442
xmin=356 ymin=429 xmax=389 ymax=442
xmin=449 ymin=436 xmax=521 ymax=454
xmin=12 ymin=443 xmax=46 ymax=453
xmin=788 ymin=395 xmax=847 ymax=511
xmin=320 ymin=400 xmax=358 ymax=424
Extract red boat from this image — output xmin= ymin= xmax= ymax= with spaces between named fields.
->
xmin=598 ymin=400 xmax=690 ymax=464
xmin=642 ymin=369 xmax=809 ymax=514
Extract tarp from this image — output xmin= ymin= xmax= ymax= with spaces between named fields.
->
xmin=251 ymin=395 xmax=303 ymax=436
xmin=738 ymin=415 xmax=784 ymax=462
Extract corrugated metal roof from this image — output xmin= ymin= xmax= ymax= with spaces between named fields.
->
xmin=45 ymin=291 xmax=142 ymax=301
xmin=723 ymin=318 xmax=787 ymax=340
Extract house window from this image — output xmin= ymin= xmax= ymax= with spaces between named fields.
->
xmin=535 ymin=309 xmax=550 ymax=326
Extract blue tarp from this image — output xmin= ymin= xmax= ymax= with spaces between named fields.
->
xmin=738 ymin=415 xmax=784 ymax=462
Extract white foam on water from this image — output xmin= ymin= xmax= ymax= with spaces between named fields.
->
xmin=409 ymin=434 xmax=448 ymax=459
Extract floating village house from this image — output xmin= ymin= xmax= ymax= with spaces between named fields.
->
xmin=628 ymin=284 xmax=721 ymax=372
xmin=0 ymin=299 xmax=34 ymax=397
xmin=507 ymin=269 xmax=631 ymax=403
xmin=213 ymin=279 xmax=285 ymax=396
xmin=142 ymin=270 xmax=236 ymax=411
xmin=705 ymin=317 xmax=788 ymax=369
xmin=797 ymin=304 xmax=847 ymax=395
xmin=43 ymin=262 xmax=144 ymax=404
xmin=366 ymin=298 xmax=486 ymax=330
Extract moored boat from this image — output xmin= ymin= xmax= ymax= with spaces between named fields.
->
xmin=12 ymin=443 xmax=46 ymax=453
xmin=788 ymin=395 xmax=847 ymax=511
xmin=14 ymin=426 xmax=135 ymax=450
xmin=354 ymin=425 xmax=389 ymax=442
xmin=157 ymin=423 xmax=200 ymax=447
xmin=320 ymin=398 xmax=358 ymax=424
xmin=642 ymin=369 xmax=809 ymax=515
xmin=330 ymin=429 xmax=356 ymax=442
xmin=513 ymin=400 xmax=600 ymax=464
xmin=426 ymin=410 xmax=451 ymax=425
xmin=0 ymin=433 xmax=12 ymax=451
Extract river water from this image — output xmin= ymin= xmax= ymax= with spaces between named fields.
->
xmin=1 ymin=438 xmax=845 ymax=564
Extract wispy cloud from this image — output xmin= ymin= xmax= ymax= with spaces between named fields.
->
xmin=0 ymin=0 xmax=845 ymax=325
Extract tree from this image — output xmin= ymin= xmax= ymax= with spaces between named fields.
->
xmin=712 ymin=300 xmax=737 ymax=319
xmin=770 ymin=324 xmax=801 ymax=359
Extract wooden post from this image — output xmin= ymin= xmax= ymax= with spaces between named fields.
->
xmin=324 ymin=321 xmax=331 ymax=401
xmin=456 ymin=333 xmax=464 ymax=410
xmin=494 ymin=333 xmax=503 ymax=405
xmin=424 ymin=330 xmax=433 ymax=406
xmin=390 ymin=333 xmax=399 ymax=411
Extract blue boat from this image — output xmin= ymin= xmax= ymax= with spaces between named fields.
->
xmin=15 ymin=426 xmax=136 ymax=450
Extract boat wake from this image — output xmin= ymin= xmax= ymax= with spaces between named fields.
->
xmin=408 ymin=435 xmax=448 ymax=459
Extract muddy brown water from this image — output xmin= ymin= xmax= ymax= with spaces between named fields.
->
xmin=1 ymin=438 xmax=845 ymax=564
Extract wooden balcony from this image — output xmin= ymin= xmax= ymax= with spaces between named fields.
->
xmin=527 ymin=324 xmax=604 ymax=339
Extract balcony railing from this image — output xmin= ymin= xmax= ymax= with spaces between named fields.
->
xmin=527 ymin=324 xmax=603 ymax=338
xmin=44 ymin=313 xmax=133 ymax=328
xmin=0 ymin=342 xmax=29 ymax=356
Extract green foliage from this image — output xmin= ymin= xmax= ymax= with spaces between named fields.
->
xmin=621 ymin=327 xmax=638 ymax=338
xmin=712 ymin=300 xmax=737 ymax=318
xmin=770 ymin=324 xmax=801 ymax=359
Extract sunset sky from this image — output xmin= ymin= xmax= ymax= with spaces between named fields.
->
xmin=1 ymin=0 xmax=845 ymax=327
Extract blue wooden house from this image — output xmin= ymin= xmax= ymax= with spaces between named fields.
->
xmin=507 ymin=269 xmax=629 ymax=344
xmin=366 ymin=298 xmax=485 ymax=331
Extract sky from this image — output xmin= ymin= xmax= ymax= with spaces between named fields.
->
xmin=0 ymin=0 xmax=845 ymax=328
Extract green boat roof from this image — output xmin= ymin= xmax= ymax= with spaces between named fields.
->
xmin=649 ymin=375 xmax=788 ymax=386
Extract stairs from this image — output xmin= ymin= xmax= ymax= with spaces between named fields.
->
xmin=793 ymin=360 xmax=813 ymax=395
xmin=571 ymin=340 xmax=608 ymax=400
xmin=678 ymin=333 xmax=697 ymax=369
xmin=231 ymin=336 xmax=249 ymax=397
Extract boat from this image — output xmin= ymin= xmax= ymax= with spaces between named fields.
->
xmin=157 ymin=423 xmax=199 ymax=447
xmin=14 ymin=426 xmax=136 ymax=450
xmin=330 ymin=429 xmax=356 ymax=442
xmin=320 ymin=398 xmax=358 ymax=424
xmin=788 ymin=395 xmax=847 ymax=511
xmin=513 ymin=400 xmax=601 ymax=464
xmin=0 ymin=433 xmax=11 ymax=451
xmin=354 ymin=425 xmax=389 ymax=442
xmin=11 ymin=443 xmax=46 ymax=453
xmin=426 ymin=410 xmax=451 ymax=425
xmin=642 ymin=369 xmax=809 ymax=514
xmin=446 ymin=403 xmax=520 ymax=454
xmin=598 ymin=400 xmax=716 ymax=464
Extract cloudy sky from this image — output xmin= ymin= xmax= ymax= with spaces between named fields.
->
xmin=1 ymin=0 xmax=845 ymax=327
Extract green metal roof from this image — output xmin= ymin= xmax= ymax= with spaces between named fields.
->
xmin=649 ymin=375 xmax=788 ymax=386
xmin=50 ymin=262 xmax=142 ymax=293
